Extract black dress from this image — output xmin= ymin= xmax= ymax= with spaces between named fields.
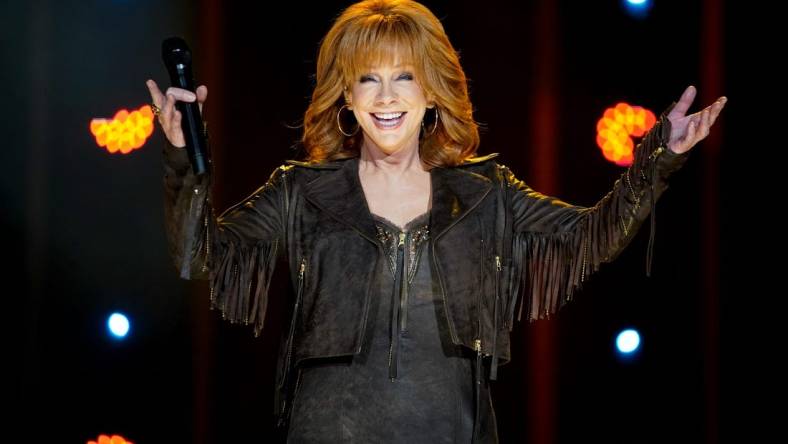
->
xmin=285 ymin=211 xmax=498 ymax=443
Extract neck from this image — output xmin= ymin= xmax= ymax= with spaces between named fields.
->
xmin=359 ymin=139 xmax=425 ymax=176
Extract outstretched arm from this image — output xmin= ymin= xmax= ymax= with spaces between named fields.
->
xmin=502 ymin=86 xmax=726 ymax=325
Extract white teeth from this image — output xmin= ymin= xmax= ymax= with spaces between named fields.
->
xmin=373 ymin=112 xmax=404 ymax=119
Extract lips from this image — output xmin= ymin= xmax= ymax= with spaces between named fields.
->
xmin=370 ymin=111 xmax=407 ymax=130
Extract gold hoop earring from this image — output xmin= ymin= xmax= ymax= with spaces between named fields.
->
xmin=421 ymin=106 xmax=439 ymax=137
xmin=337 ymin=104 xmax=360 ymax=137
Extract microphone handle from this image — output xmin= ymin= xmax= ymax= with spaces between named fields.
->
xmin=168 ymin=66 xmax=209 ymax=176
xmin=177 ymin=99 xmax=209 ymax=176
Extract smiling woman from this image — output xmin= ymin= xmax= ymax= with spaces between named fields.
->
xmin=301 ymin=0 xmax=482 ymax=168
xmin=149 ymin=0 xmax=724 ymax=442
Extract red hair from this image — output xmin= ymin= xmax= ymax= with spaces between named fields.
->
xmin=301 ymin=0 xmax=481 ymax=167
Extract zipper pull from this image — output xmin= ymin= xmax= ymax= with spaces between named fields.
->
xmin=474 ymin=338 xmax=482 ymax=355
xmin=298 ymin=257 xmax=306 ymax=278
xmin=398 ymin=232 xmax=405 ymax=247
xmin=495 ymin=255 xmax=501 ymax=271
xmin=649 ymin=146 xmax=665 ymax=161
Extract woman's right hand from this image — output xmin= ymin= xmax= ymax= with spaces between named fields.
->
xmin=146 ymin=79 xmax=208 ymax=148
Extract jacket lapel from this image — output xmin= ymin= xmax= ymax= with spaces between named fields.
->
xmin=429 ymin=166 xmax=493 ymax=240
xmin=303 ymin=156 xmax=493 ymax=243
xmin=303 ymin=157 xmax=379 ymax=244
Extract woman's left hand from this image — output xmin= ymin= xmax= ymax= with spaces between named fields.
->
xmin=665 ymin=85 xmax=727 ymax=154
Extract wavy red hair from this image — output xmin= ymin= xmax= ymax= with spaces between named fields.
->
xmin=300 ymin=0 xmax=481 ymax=167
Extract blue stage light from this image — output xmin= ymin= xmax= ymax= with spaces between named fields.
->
xmin=622 ymin=0 xmax=653 ymax=19
xmin=107 ymin=312 xmax=130 ymax=338
xmin=616 ymin=328 xmax=641 ymax=354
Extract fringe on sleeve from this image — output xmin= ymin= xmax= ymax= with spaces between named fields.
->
xmin=163 ymin=139 xmax=285 ymax=337
xmin=502 ymin=102 xmax=689 ymax=326
xmin=506 ymin=224 xmax=593 ymax=325
xmin=206 ymin=219 xmax=280 ymax=338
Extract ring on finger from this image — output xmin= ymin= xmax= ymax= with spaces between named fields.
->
xmin=150 ymin=103 xmax=162 ymax=117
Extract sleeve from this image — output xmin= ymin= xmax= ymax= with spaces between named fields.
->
xmin=162 ymin=138 xmax=288 ymax=336
xmin=501 ymin=102 xmax=691 ymax=325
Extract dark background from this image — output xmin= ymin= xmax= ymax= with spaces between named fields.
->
xmin=3 ymin=0 xmax=772 ymax=442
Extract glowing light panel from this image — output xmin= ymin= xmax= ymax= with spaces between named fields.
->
xmin=87 ymin=434 xmax=134 ymax=444
xmin=596 ymin=103 xmax=656 ymax=167
xmin=90 ymin=105 xmax=155 ymax=154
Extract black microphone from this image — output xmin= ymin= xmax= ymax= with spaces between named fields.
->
xmin=162 ymin=37 xmax=209 ymax=176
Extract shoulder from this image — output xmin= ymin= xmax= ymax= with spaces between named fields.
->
xmin=456 ymin=153 xmax=499 ymax=168
xmin=283 ymin=159 xmax=346 ymax=170
xmin=260 ymin=157 xmax=354 ymax=189
xmin=451 ymin=152 xmax=511 ymax=183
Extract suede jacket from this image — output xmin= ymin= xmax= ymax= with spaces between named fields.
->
xmin=161 ymin=104 xmax=690 ymax=435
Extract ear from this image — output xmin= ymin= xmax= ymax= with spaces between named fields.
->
xmin=426 ymin=92 xmax=436 ymax=108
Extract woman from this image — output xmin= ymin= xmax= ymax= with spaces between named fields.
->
xmin=146 ymin=1 xmax=726 ymax=442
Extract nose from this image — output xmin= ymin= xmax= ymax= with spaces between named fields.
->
xmin=375 ymin=80 xmax=398 ymax=105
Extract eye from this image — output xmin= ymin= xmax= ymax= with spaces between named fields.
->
xmin=359 ymin=73 xmax=413 ymax=83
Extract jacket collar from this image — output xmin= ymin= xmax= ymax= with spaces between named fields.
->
xmin=300 ymin=155 xmax=495 ymax=244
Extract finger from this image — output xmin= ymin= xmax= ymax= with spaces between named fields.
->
xmin=146 ymin=79 xmax=166 ymax=108
xmin=709 ymin=97 xmax=727 ymax=126
xmin=686 ymin=119 xmax=697 ymax=147
xmin=162 ymin=93 xmax=176 ymax=129
xmin=171 ymin=110 xmax=184 ymax=146
xmin=701 ymin=108 xmax=711 ymax=138
xmin=165 ymin=87 xmax=197 ymax=102
xmin=196 ymin=85 xmax=207 ymax=115
xmin=670 ymin=85 xmax=697 ymax=119
xmin=196 ymin=85 xmax=208 ymax=104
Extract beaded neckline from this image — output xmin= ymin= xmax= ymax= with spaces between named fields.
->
xmin=372 ymin=211 xmax=430 ymax=282
xmin=370 ymin=210 xmax=430 ymax=232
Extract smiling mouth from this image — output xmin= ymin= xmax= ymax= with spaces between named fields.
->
xmin=370 ymin=112 xmax=407 ymax=129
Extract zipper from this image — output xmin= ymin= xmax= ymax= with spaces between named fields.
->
xmin=649 ymin=145 xmax=665 ymax=161
xmin=473 ymin=336 xmax=483 ymax=442
xmin=624 ymin=169 xmax=641 ymax=211
xmin=475 ymin=239 xmax=485 ymax=354
xmin=389 ymin=231 xmax=406 ymax=381
xmin=202 ymin=212 xmax=210 ymax=273
xmin=399 ymin=230 xmax=410 ymax=333
xmin=494 ymin=254 xmax=501 ymax=330
xmin=490 ymin=254 xmax=502 ymax=380
xmin=279 ymin=256 xmax=307 ymax=419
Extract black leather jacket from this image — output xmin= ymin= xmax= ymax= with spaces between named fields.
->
xmin=162 ymin=104 xmax=689 ymax=433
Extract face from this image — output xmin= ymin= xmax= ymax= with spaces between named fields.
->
xmin=344 ymin=60 xmax=434 ymax=157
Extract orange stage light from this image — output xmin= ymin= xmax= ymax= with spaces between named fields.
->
xmin=90 ymin=105 xmax=156 ymax=154
xmin=595 ymin=103 xmax=656 ymax=166
xmin=87 ymin=434 xmax=134 ymax=444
